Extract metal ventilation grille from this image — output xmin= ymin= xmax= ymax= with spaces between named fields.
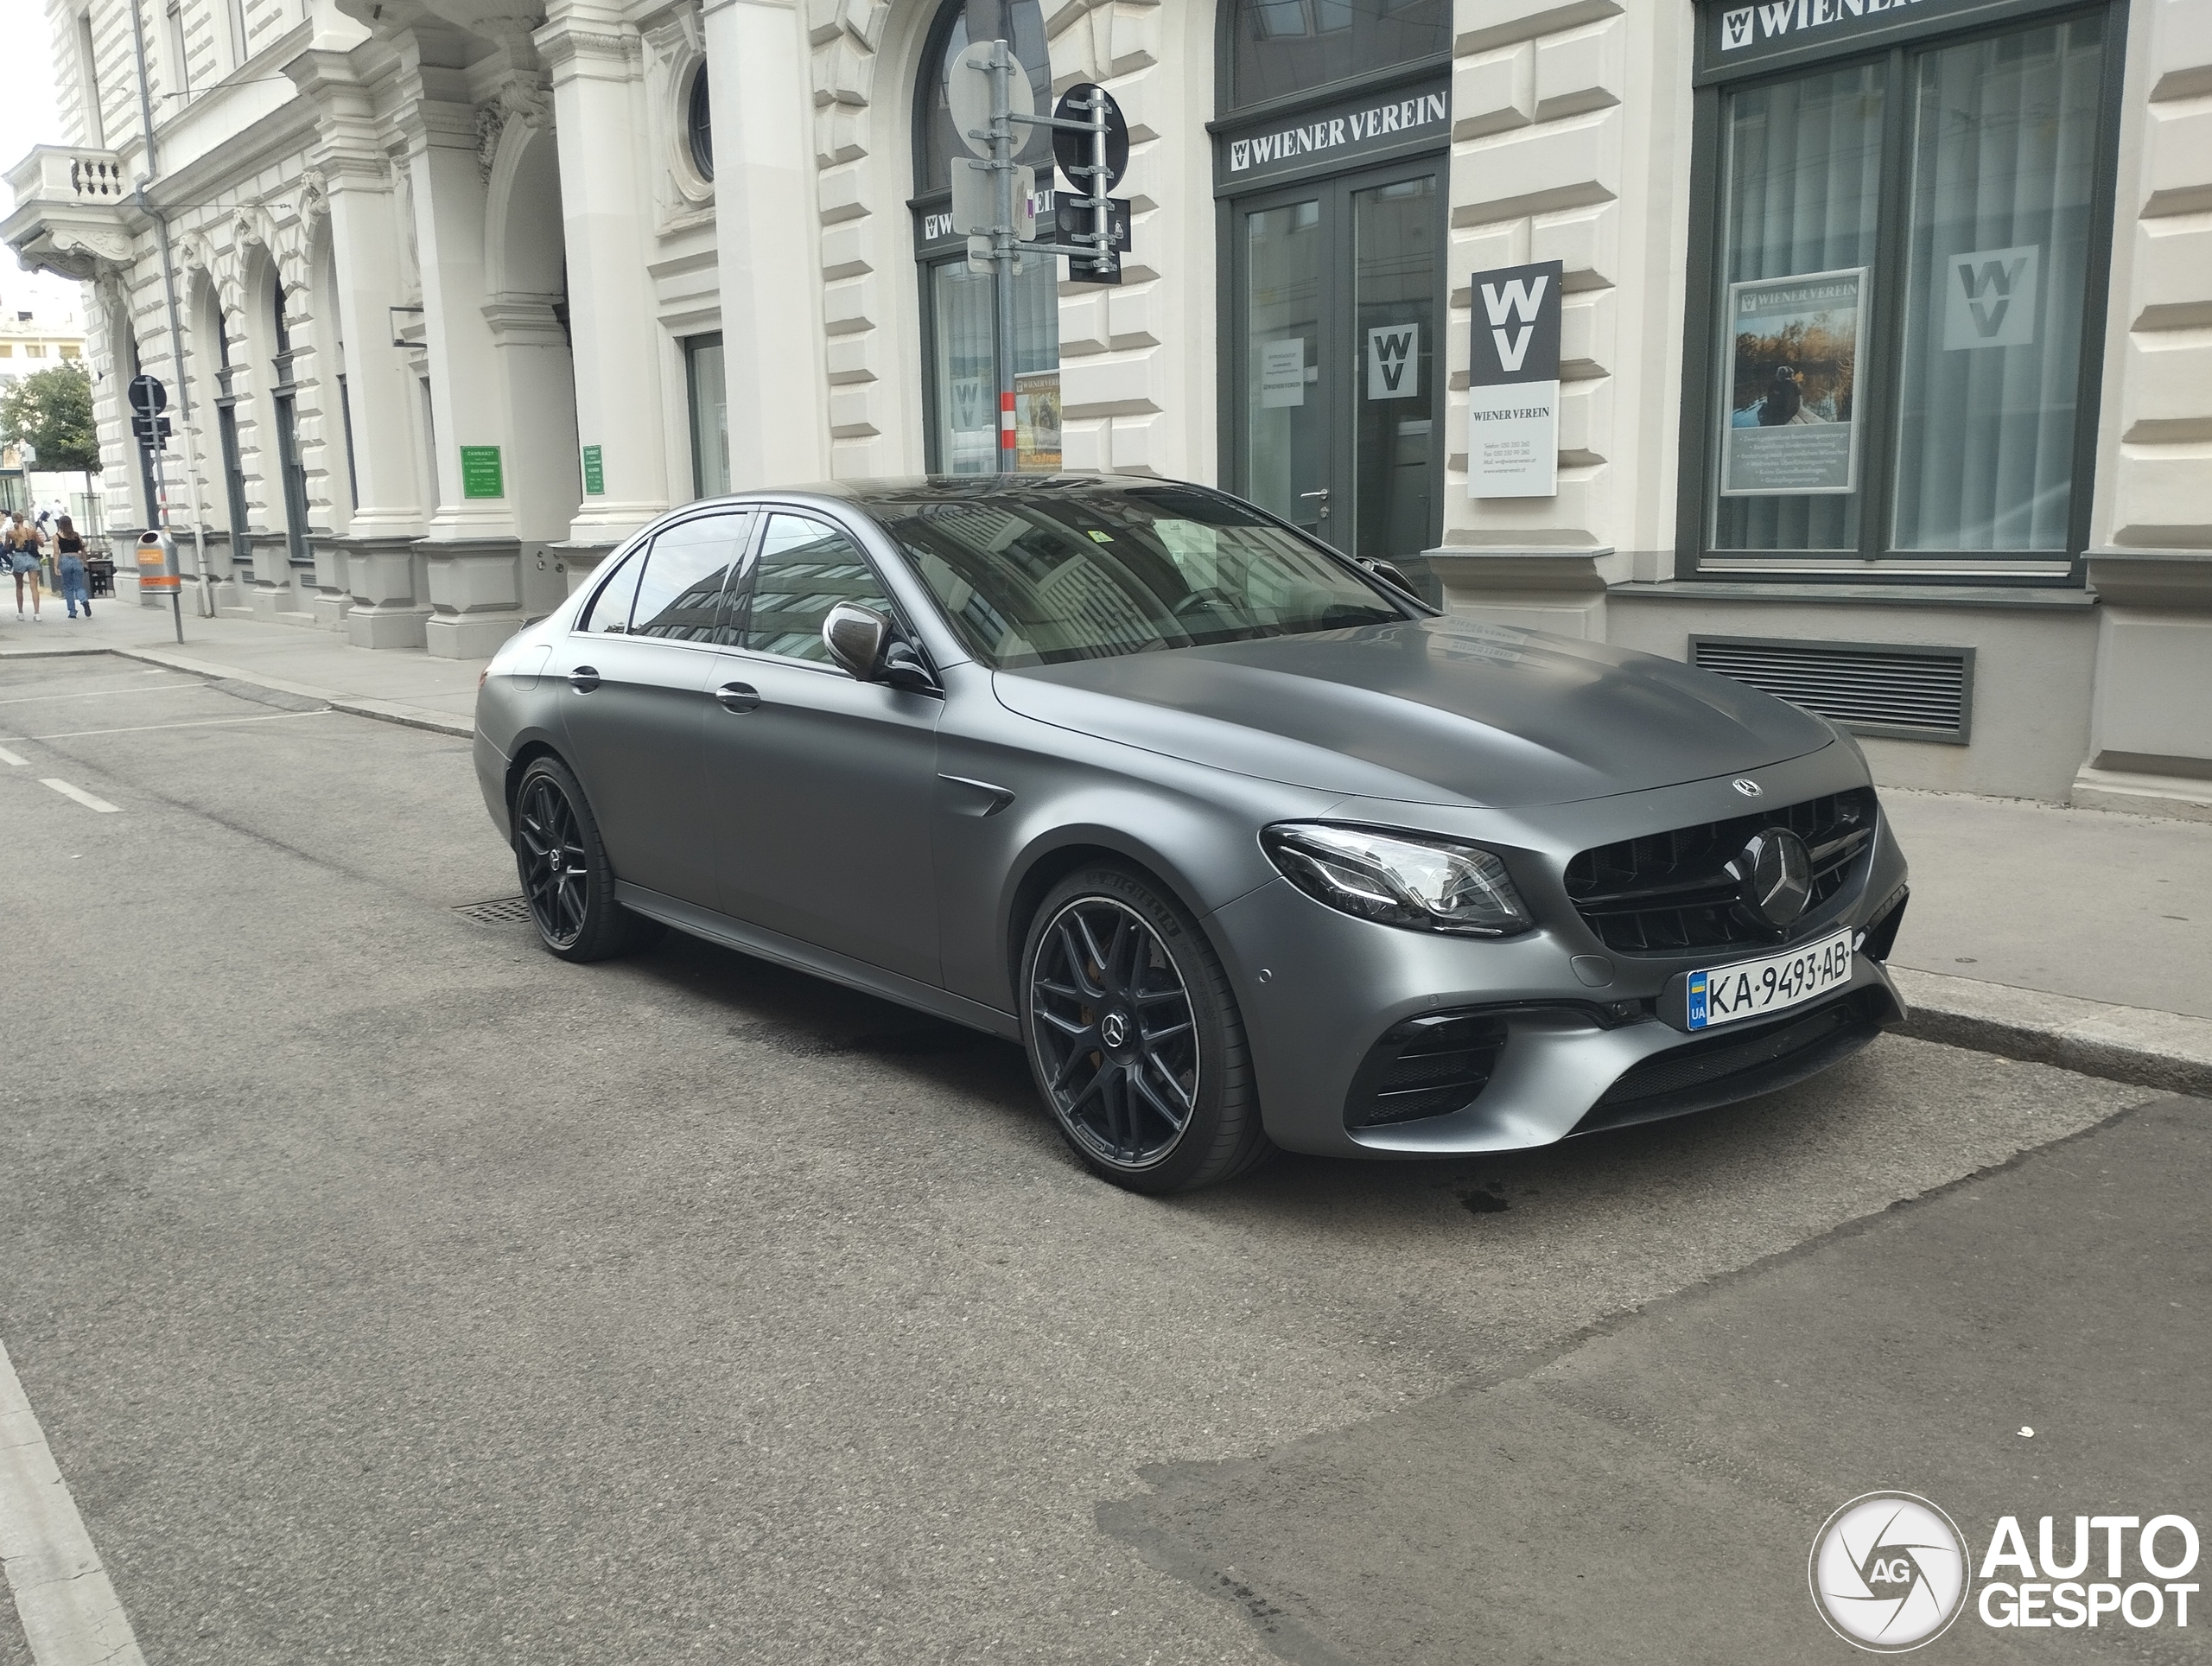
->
xmin=454 ymin=896 xmax=532 ymax=925
xmin=1691 ymin=636 xmax=1974 ymax=744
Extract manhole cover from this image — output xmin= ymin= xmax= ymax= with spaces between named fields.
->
xmin=454 ymin=895 xmax=532 ymax=925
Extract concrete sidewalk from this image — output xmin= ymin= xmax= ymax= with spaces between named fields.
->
xmin=3 ymin=586 xmax=2207 ymax=1094
xmin=0 ymin=579 xmax=484 ymax=734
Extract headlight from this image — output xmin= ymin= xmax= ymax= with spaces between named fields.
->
xmin=1262 ymin=823 xmax=1534 ymax=937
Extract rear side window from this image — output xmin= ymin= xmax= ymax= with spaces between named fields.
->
xmin=580 ymin=546 xmax=642 ymax=633
xmin=734 ymin=513 xmax=894 ymax=663
xmin=631 ymin=512 xmax=752 ymax=641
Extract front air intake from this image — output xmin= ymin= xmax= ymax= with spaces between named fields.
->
xmin=1344 ymin=1012 xmax=1507 ymax=1129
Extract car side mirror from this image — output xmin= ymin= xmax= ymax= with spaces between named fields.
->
xmin=1359 ymin=556 xmax=1419 ymax=598
xmin=823 ymin=601 xmax=891 ymax=679
xmin=822 ymin=601 xmax=940 ymax=694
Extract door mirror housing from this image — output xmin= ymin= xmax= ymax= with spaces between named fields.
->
xmin=822 ymin=601 xmax=939 ymax=694
xmin=823 ymin=601 xmax=891 ymax=679
xmin=1358 ymin=556 xmax=1419 ymax=599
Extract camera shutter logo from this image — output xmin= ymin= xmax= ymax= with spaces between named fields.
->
xmin=1811 ymin=1493 xmax=1970 ymax=1652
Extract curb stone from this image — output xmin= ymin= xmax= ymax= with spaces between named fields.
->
xmin=0 ymin=642 xmax=474 ymax=738
xmin=1889 ymin=965 xmax=2212 ymax=1097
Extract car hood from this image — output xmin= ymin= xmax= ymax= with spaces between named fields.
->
xmin=989 ymin=616 xmax=1835 ymax=808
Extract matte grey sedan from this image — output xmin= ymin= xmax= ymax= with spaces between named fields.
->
xmin=474 ymin=477 xmax=1909 ymax=1192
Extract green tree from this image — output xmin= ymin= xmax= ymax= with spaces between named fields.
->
xmin=0 ymin=361 xmax=101 ymax=473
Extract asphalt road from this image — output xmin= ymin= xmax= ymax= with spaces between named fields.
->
xmin=2 ymin=652 xmax=2202 ymax=1665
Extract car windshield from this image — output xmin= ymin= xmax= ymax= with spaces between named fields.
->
xmin=872 ymin=484 xmax=1411 ymax=668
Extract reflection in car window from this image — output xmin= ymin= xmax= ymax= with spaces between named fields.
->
xmin=740 ymin=514 xmax=894 ymax=664
xmin=580 ymin=546 xmax=643 ymax=633
xmin=876 ymin=486 xmax=1408 ymax=668
xmin=632 ymin=513 xmax=750 ymax=641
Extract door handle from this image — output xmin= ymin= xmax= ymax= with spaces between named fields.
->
xmin=567 ymin=665 xmax=601 ymax=693
xmin=1299 ymin=488 xmax=1331 ymax=521
xmin=715 ymin=681 xmax=760 ymax=713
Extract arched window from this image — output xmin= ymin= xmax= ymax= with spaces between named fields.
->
xmin=267 ymin=281 xmax=311 ymax=572
xmin=911 ymin=0 xmax=1060 ymax=474
xmin=212 ymin=305 xmax=252 ymax=550
xmin=1224 ymin=0 xmax=1450 ymax=111
xmin=686 ymin=62 xmax=713 ymax=181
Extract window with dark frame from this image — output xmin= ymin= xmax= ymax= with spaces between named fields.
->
xmin=1684 ymin=1 xmax=2119 ymax=582
xmin=686 ymin=62 xmax=714 ymax=181
xmin=684 ymin=333 xmax=729 ymax=499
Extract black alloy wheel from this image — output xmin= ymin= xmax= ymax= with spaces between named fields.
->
xmin=1020 ymin=865 xmax=1271 ymax=1192
xmin=511 ymin=755 xmax=661 ymax=962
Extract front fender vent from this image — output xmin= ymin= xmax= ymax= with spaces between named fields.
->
xmin=1692 ymin=636 xmax=1974 ymax=744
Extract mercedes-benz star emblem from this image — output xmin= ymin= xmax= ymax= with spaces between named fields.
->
xmin=1099 ymin=1012 xmax=1128 ymax=1049
xmin=1732 ymin=778 xmax=1762 ymax=797
xmin=1734 ymin=828 xmax=1813 ymax=926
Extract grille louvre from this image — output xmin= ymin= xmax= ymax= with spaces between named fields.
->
xmin=1692 ymin=636 xmax=1974 ymax=744
xmin=1344 ymin=1013 xmax=1508 ymax=1129
xmin=455 ymin=895 xmax=533 ymax=925
xmin=1565 ymin=788 xmax=1877 ymax=957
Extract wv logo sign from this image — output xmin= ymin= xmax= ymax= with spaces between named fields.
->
xmin=1367 ymin=324 xmax=1419 ymax=400
xmin=1480 ymin=275 xmax=1549 ymax=373
xmin=1943 ymin=243 xmax=2039 ymax=351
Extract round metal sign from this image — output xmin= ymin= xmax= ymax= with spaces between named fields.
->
xmin=1052 ymin=84 xmax=1129 ymax=193
xmin=127 ymin=373 xmax=168 ymax=416
xmin=946 ymin=41 xmax=1035 ymax=161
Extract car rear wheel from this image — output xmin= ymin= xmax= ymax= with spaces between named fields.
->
xmin=1020 ymin=865 xmax=1272 ymax=1193
xmin=512 ymin=755 xmax=662 ymax=963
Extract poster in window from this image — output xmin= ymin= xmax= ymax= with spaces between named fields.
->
xmin=1720 ymin=267 xmax=1866 ymax=497
xmin=1015 ymin=370 xmax=1062 ymax=472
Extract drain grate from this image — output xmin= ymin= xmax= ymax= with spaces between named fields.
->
xmin=454 ymin=895 xmax=533 ymax=925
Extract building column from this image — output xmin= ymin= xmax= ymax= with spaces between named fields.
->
xmin=393 ymin=41 xmax=528 ymax=658
xmin=702 ymin=0 xmax=828 ymax=488
xmin=293 ymin=50 xmax=438 ymax=647
xmin=538 ymin=5 xmax=666 ymax=555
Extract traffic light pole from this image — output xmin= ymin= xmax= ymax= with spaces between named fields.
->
xmin=980 ymin=52 xmax=1120 ymax=474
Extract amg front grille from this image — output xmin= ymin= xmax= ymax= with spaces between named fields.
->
xmin=1564 ymin=788 xmax=1876 ymax=956
xmin=1344 ymin=1012 xmax=1508 ymax=1129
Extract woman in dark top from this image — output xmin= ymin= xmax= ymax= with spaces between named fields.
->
xmin=54 ymin=516 xmax=91 ymax=620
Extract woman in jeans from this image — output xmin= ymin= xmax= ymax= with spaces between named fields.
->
xmin=54 ymin=516 xmax=90 ymax=619
xmin=7 ymin=512 xmax=43 ymax=623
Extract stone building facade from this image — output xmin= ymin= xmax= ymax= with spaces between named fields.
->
xmin=5 ymin=0 xmax=2208 ymax=810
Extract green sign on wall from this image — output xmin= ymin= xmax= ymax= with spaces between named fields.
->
xmin=581 ymin=444 xmax=605 ymax=496
xmin=460 ymin=445 xmax=504 ymax=499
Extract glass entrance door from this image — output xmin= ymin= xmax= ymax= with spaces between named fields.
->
xmin=1233 ymin=162 xmax=1442 ymax=563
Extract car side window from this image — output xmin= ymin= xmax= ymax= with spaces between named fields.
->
xmin=736 ymin=513 xmax=895 ymax=664
xmin=630 ymin=512 xmax=752 ymax=642
xmin=579 ymin=546 xmax=643 ymax=633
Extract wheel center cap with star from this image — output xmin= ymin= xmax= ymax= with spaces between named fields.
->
xmin=1099 ymin=1010 xmax=1129 ymax=1050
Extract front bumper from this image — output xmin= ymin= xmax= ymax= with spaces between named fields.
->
xmin=1206 ymin=765 xmax=1910 ymax=1159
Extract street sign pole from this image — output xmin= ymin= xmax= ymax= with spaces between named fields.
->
xmin=950 ymin=43 xmax=1131 ymax=471
xmin=990 ymin=41 xmax=1018 ymax=474
xmin=128 ymin=374 xmax=183 ymax=642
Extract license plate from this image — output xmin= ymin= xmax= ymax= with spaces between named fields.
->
xmin=1687 ymin=930 xmax=1855 ymax=1031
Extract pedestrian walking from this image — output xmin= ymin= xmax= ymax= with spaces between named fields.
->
xmin=7 ymin=512 xmax=45 ymax=623
xmin=54 ymin=516 xmax=90 ymax=620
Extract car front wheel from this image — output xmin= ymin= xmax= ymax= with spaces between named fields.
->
xmin=512 ymin=755 xmax=661 ymax=963
xmin=1020 ymin=864 xmax=1271 ymax=1193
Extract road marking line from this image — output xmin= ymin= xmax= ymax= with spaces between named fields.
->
xmin=28 ymin=709 xmax=333 ymax=742
xmin=37 ymin=780 xmax=120 ymax=814
xmin=0 ymin=681 xmax=202 ymax=707
xmin=0 ymin=745 xmax=24 ymax=767
xmin=0 ymin=1337 xmax=148 ymax=1666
